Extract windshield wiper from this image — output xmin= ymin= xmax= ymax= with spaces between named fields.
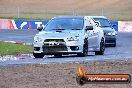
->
xmin=71 ymin=29 xmax=81 ymax=30
xmin=53 ymin=29 xmax=65 ymax=30
xmin=101 ymin=26 xmax=110 ymax=27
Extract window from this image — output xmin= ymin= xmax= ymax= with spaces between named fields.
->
xmin=93 ymin=18 xmax=110 ymax=27
xmin=44 ymin=18 xmax=84 ymax=31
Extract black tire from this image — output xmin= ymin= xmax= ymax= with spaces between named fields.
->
xmin=33 ymin=53 xmax=44 ymax=58
xmin=77 ymin=39 xmax=88 ymax=57
xmin=95 ymin=38 xmax=105 ymax=55
xmin=54 ymin=54 xmax=62 ymax=57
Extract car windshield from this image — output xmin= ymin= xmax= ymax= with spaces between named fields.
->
xmin=44 ymin=18 xmax=84 ymax=31
xmin=93 ymin=18 xmax=110 ymax=27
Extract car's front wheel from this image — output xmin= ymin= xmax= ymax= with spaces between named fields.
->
xmin=95 ymin=38 xmax=105 ymax=55
xmin=33 ymin=53 xmax=44 ymax=58
xmin=77 ymin=39 xmax=88 ymax=57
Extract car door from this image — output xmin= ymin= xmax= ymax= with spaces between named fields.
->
xmin=86 ymin=18 xmax=98 ymax=51
xmin=92 ymin=24 xmax=99 ymax=48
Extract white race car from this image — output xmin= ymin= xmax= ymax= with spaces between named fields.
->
xmin=33 ymin=16 xmax=105 ymax=58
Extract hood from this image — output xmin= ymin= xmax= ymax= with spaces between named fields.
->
xmin=100 ymin=27 xmax=115 ymax=33
xmin=36 ymin=30 xmax=82 ymax=39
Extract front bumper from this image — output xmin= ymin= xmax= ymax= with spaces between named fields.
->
xmin=33 ymin=46 xmax=83 ymax=55
xmin=33 ymin=39 xmax=84 ymax=55
xmin=105 ymin=35 xmax=116 ymax=45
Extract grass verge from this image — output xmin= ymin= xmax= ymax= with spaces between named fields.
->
xmin=0 ymin=41 xmax=33 ymax=55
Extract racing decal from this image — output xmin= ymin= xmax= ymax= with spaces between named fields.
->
xmin=118 ymin=21 xmax=132 ymax=32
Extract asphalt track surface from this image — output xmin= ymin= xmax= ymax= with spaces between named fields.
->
xmin=0 ymin=30 xmax=132 ymax=66
xmin=0 ymin=29 xmax=37 ymax=43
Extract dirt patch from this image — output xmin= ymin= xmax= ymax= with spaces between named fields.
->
xmin=0 ymin=60 xmax=132 ymax=88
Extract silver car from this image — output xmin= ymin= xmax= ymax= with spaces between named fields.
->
xmin=33 ymin=16 xmax=105 ymax=58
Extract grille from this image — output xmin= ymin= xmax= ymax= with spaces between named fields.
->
xmin=105 ymin=40 xmax=115 ymax=43
xmin=43 ymin=39 xmax=66 ymax=52
xmin=43 ymin=46 xmax=67 ymax=52
xmin=44 ymin=39 xmax=65 ymax=42
xmin=44 ymin=42 xmax=65 ymax=46
xmin=44 ymin=39 xmax=66 ymax=46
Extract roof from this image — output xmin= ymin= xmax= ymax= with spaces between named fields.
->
xmin=89 ymin=16 xmax=107 ymax=19
xmin=51 ymin=16 xmax=108 ymax=20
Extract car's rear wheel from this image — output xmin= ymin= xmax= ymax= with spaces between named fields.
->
xmin=33 ymin=53 xmax=44 ymax=58
xmin=95 ymin=38 xmax=105 ymax=55
xmin=77 ymin=39 xmax=88 ymax=57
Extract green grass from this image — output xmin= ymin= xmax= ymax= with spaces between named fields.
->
xmin=0 ymin=41 xmax=33 ymax=55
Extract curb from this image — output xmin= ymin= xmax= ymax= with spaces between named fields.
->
xmin=0 ymin=54 xmax=33 ymax=62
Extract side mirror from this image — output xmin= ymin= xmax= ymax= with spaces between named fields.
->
xmin=37 ymin=27 xmax=43 ymax=31
xmin=95 ymin=22 xmax=99 ymax=27
xmin=86 ymin=26 xmax=93 ymax=31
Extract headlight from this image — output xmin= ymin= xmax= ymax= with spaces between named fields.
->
xmin=107 ymin=32 xmax=116 ymax=36
xmin=67 ymin=36 xmax=79 ymax=41
xmin=34 ymin=36 xmax=43 ymax=42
